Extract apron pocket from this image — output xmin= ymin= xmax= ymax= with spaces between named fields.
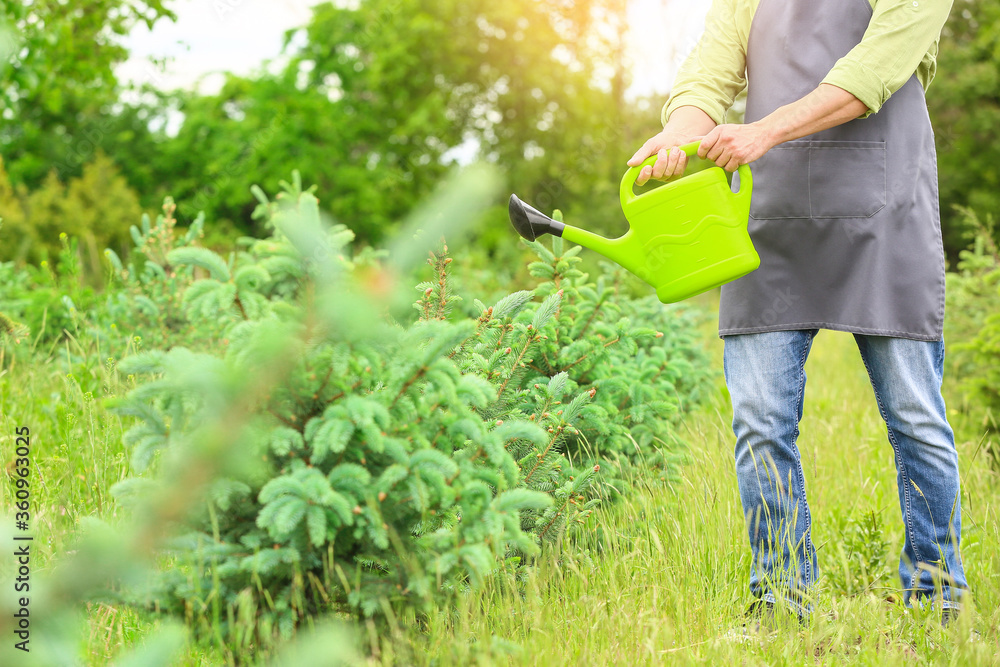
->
xmin=808 ymin=140 xmax=886 ymax=218
xmin=749 ymin=143 xmax=811 ymax=219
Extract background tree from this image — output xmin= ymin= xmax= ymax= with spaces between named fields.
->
xmin=0 ymin=153 xmax=141 ymax=274
xmin=141 ymin=0 xmax=647 ymax=245
xmin=0 ymin=0 xmax=175 ymax=187
xmin=928 ymin=0 xmax=1000 ymax=262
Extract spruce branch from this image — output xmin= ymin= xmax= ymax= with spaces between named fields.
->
xmin=392 ymin=365 xmax=429 ymax=408
xmin=233 ymin=293 xmax=249 ymax=320
xmin=563 ymin=335 xmax=623 ymax=375
xmin=494 ymin=322 xmax=512 ymax=353
xmin=313 ymin=365 xmax=336 ymax=400
xmin=522 ymin=426 xmax=563 ymax=483
xmin=537 ymin=494 xmax=572 ymax=540
xmin=495 ymin=331 xmax=540 ymax=402
xmin=327 ymin=377 xmax=365 ymax=404
xmin=268 ymin=408 xmax=300 ymax=430
xmin=432 ymin=243 xmax=452 ymax=320
xmin=575 ymin=295 xmax=607 ymax=340
xmin=449 ymin=306 xmax=492 ymax=360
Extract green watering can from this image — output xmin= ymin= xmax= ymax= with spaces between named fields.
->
xmin=508 ymin=141 xmax=760 ymax=304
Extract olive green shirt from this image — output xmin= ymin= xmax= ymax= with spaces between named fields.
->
xmin=661 ymin=0 xmax=955 ymax=125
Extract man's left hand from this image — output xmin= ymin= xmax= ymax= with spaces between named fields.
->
xmin=697 ymin=122 xmax=775 ymax=172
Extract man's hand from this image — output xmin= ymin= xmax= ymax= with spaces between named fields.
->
xmin=697 ymin=122 xmax=776 ymax=172
xmin=627 ymin=130 xmax=701 ymax=186
xmin=626 ymin=106 xmax=718 ymax=186
xmin=695 ymin=84 xmax=868 ymax=171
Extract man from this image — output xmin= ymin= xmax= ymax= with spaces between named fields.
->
xmin=627 ymin=0 xmax=966 ymax=622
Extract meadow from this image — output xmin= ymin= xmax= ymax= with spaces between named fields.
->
xmin=3 ymin=277 xmax=998 ymax=664
xmin=4 ymin=1 xmax=1000 ymax=664
xmin=385 ymin=326 xmax=1000 ymax=666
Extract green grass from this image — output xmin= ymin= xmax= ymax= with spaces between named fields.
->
xmin=0 ymin=335 xmax=140 ymax=579
xmin=3 ymin=327 xmax=999 ymax=665
xmin=375 ymin=330 xmax=1000 ymax=665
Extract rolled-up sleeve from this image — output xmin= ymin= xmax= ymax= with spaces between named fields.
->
xmin=660 ymin=0 xmax=749 ymax=127
xmin=821 ymin=0 xmax=954 ymax=116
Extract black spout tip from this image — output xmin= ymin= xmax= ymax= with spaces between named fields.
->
xmin=508 ymin=194 xmax=565 ymax=241
xmin=508 ymin=194 xmax=538 ymax=241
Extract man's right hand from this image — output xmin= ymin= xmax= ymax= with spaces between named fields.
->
xmin=627 ymin=106 xmax=719 ymax=186
xmin=627 ymin=131 xmax=700 ymax=186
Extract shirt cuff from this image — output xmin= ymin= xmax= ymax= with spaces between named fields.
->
xmin=661 ymin=95 xmax=728 ymax=128
xmin=821 ymin=58 xmax=890 ymax=118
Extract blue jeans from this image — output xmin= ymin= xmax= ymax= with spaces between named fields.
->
xmin=723 ymin=330 xmax=967 ymax=615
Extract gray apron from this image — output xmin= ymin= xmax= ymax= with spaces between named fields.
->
xmin=719 ymin=0 xmax=946 ymax=341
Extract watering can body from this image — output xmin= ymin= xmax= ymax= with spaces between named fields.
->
xmin=508 ymin=141 xmax=760 ymax=304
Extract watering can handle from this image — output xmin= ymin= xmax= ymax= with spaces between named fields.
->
xmin=620 ymin=141 xmax=754 ymax=210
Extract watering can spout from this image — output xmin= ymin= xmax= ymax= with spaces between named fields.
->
xmin=506 ymin=141 xmax=759 ymax=304
xmin=507 ymin=194 xmax=565 ymax=241
xmin=508 ymin=194 xmax=638 ymax=269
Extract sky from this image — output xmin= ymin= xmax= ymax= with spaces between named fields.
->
xmin=118 ymin=0 xmax=710 ymax=100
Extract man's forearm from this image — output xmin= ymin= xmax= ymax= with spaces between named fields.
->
xmin=698 ymin=83 xmax=870 ymax=170
xmin=665 ymin=105 xmax=718 ymax=137
xmin=753 ymin=83 xmax=869 ymax=146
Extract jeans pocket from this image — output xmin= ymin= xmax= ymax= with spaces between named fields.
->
xmin=749 ymin=143 xmax=811 ymax=220
xmin=808 ymin=140 xmax=886 ymax=218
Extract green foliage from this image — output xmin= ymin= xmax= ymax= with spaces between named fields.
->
xmin=100 ymin=198 xmax=224 ymax=350
xmin=0 ymin=230 xmax=111 ymax=348
xmin=944 ymin=206 xmax=1000 ymax=470
xmin=129 ymin=0 xmax=649 ymax=244
xmin=1 ymin=158 xmax=710 ymax=658
xmin=928 ymin=0 xmax=1000 ymax=260
xmin=104 ymin=179 xmax=546 ymax=653
xmin=415 ymin=228 xmax=714 ymax=532
xmin=0 ymin=194 xmax=214 ymax=351
xmin=99 ymin=174 xmax=712 ymax=654
xmin=512 ymin=230 xmax=714 ymax=478
xmin=0 ymin=0 xmax=175 ymax=188
xmin=0 ymin=309 xmax=28 ymax=342
xmin=0 ymin=152 xmax=143 ymax=275
xmin=5 ymin=0 xmax=660 ymax=256
xmin=825 ymin=510 xmax=891 ymax=597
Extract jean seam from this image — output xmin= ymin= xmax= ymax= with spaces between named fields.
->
xmin=794 ymin=331 xmax=814 ymax=591
xmin=855 ymin=339 xmax=926 ymax=579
